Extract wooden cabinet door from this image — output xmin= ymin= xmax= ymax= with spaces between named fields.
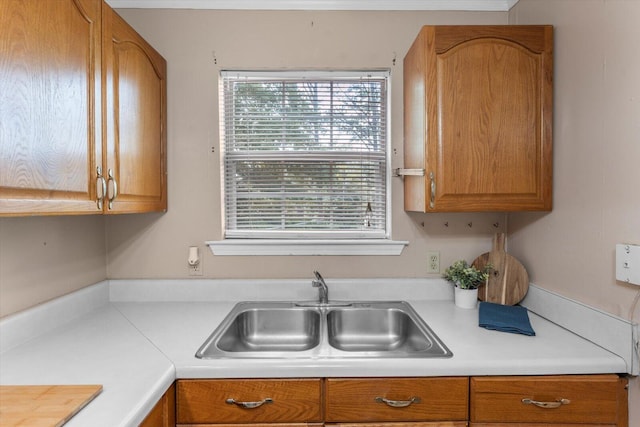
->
xmin=403 ymin=25 xmax=553 ymax=212
xmin=0 ymin=0 xmax=102 ymax=215
xmin=140 ymin=383 xmax=176 ymax=427
xmin=103 ymin=5 xmax=167 ymax=214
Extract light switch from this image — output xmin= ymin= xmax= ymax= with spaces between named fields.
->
xmin=616 ymin=244 xmax=640 ymax=286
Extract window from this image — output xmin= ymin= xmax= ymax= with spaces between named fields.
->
xmin=220 ymin=70 xmax=390 ymax=241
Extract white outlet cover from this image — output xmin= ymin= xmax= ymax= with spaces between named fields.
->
xmin=616 ymin=244 xmax=640 ymax=286
xmin=426 ymin=251 xmax=440 ymax=274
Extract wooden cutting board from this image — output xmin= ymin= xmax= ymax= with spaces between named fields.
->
xmin=0 ymin=385 xmax=102 ymax=427
xmin=472 ymin=233 xmax=529 ymax=305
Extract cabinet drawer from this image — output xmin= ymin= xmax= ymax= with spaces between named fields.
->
xmin=470 ymin=374 xmax=627 ymax=424
xmin=177 ymin=379 xmax=322 ymax=424
xmin=329 ymin=423 xmax=467 ymax=427
xmin=179 ymin=424 xmax=322 ymax=427
xmin=325 ymin=377 xmax=469 ymax=422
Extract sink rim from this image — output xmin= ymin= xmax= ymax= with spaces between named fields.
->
xmin=195 ymin=300 xmax=453 ymax=359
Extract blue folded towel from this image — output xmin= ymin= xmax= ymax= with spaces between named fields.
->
xmin=478 ymin=301 xmax=535 ymax=336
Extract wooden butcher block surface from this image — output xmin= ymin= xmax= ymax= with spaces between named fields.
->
xmin=473 ymin=233 xmax=529 ymax=305
xmin=0 ymin=384 xmax=102 ymax=427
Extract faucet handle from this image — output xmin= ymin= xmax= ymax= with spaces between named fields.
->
xmin=313 ymin=270 xmax=324 ymax=282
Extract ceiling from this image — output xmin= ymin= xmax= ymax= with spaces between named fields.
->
xmin=106 ymin=0 xmax=520 ymax=11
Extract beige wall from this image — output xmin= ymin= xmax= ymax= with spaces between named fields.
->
xmin=508 ymin=0 xmax=640 ymax=328
xmin=105 ymin=9 xmax=508 ymax=281
xmin=0 ymin=216 xmax=106 ymax=316
xmin=508 ymin=1 xmax=640 ymax=424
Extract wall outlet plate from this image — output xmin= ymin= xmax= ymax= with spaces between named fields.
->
xmin=427 ymin=251 xmax=440 ymax=274
xmin=189 ymin=260 xmax=203 ymax=276
xmin=616 ymin=244 xmax=640 ymax=286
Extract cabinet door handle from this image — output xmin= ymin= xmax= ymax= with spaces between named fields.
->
xmin=429 ymin=171 xmax=436 ymax=209
xmin=374 ymin=396 xmax=421 ymax=408
xmin=96 ymin=167 xmax=107 ymax=210
xmin=522 ymin=398 xmax=570 ymax=409
xmin=226 ymin=397 xmax=273 ymax=409
xmin=107 ymin=168 xmax=118 ymax=209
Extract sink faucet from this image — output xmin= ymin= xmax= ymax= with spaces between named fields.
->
xmin=312 ymin=270 xmax=329 ymax=304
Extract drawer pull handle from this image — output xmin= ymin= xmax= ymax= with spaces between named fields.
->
xmin=226 ymin=398 xmax=273 ymax=409
xmin=374 ymin=396 xmax=421 ymax=408
xmin=522 ymin=398 xmax=570 ymax=409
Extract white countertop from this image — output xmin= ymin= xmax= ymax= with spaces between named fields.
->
xmin=0 ymin=305 xmax=175 ymax=427
xmin=113 ymin=300 xmax=625 ymax=378
xmin=0 ymin=279 xmax=629 ymax=426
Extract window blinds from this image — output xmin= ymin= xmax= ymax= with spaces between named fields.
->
xmin=220 ymin=71 xmax=389 ymax=239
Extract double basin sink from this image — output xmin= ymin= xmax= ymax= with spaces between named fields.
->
xmin=196 ymin=301 xmax=452 ymax=359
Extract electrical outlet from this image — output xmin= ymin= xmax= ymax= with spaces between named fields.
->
xmin=427 ymin=251 xmax=440 ymax=274
xmin=189 ymin=261 xmax=203 ymax=276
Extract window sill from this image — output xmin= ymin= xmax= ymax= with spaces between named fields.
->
xmin=205 ymin=239 xmax=409 ymax=256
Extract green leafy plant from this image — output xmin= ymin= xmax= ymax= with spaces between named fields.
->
xmin=443 ymin=260 xmax=492 ymax=290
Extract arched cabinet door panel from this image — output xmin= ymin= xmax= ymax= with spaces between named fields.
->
xmin=103 ymin=7 xmax=167 ymax=214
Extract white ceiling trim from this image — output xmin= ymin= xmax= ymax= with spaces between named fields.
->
xmin=106 ymin=0 xmax=519 ymax=12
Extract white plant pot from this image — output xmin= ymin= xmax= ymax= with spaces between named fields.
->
xmin=454 ymin=287 xmax=478 ymax=309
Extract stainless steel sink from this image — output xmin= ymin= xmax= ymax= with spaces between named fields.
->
xmin=196 ymin=301 xmax=452 ymax=359
xmin=216 ymin=305 xmax=321 ymax=352
xmin=328 ymin=305 xmax=432 ymax=352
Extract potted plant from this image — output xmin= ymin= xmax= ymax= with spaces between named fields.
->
xmin=443 ymin=260 xmax=492 ymax=309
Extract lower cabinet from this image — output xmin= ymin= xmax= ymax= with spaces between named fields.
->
xmin=173 ymin=375 xmax=628 ymax=427
xmin=141 ymin=383 xmax=176 ymax=427
xmin=470 ymin=374 xmax=628 ymax=426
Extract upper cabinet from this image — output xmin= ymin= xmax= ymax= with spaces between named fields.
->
xmin=403 ymin=25 xmax=553 ymax=212
xmin=0 ymin=0 xmax=167 ymax=216
xmin=0 ymin=0 xmax=102 ymax=215
xmin=103 ymin=6 xmax=167 ymax=213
